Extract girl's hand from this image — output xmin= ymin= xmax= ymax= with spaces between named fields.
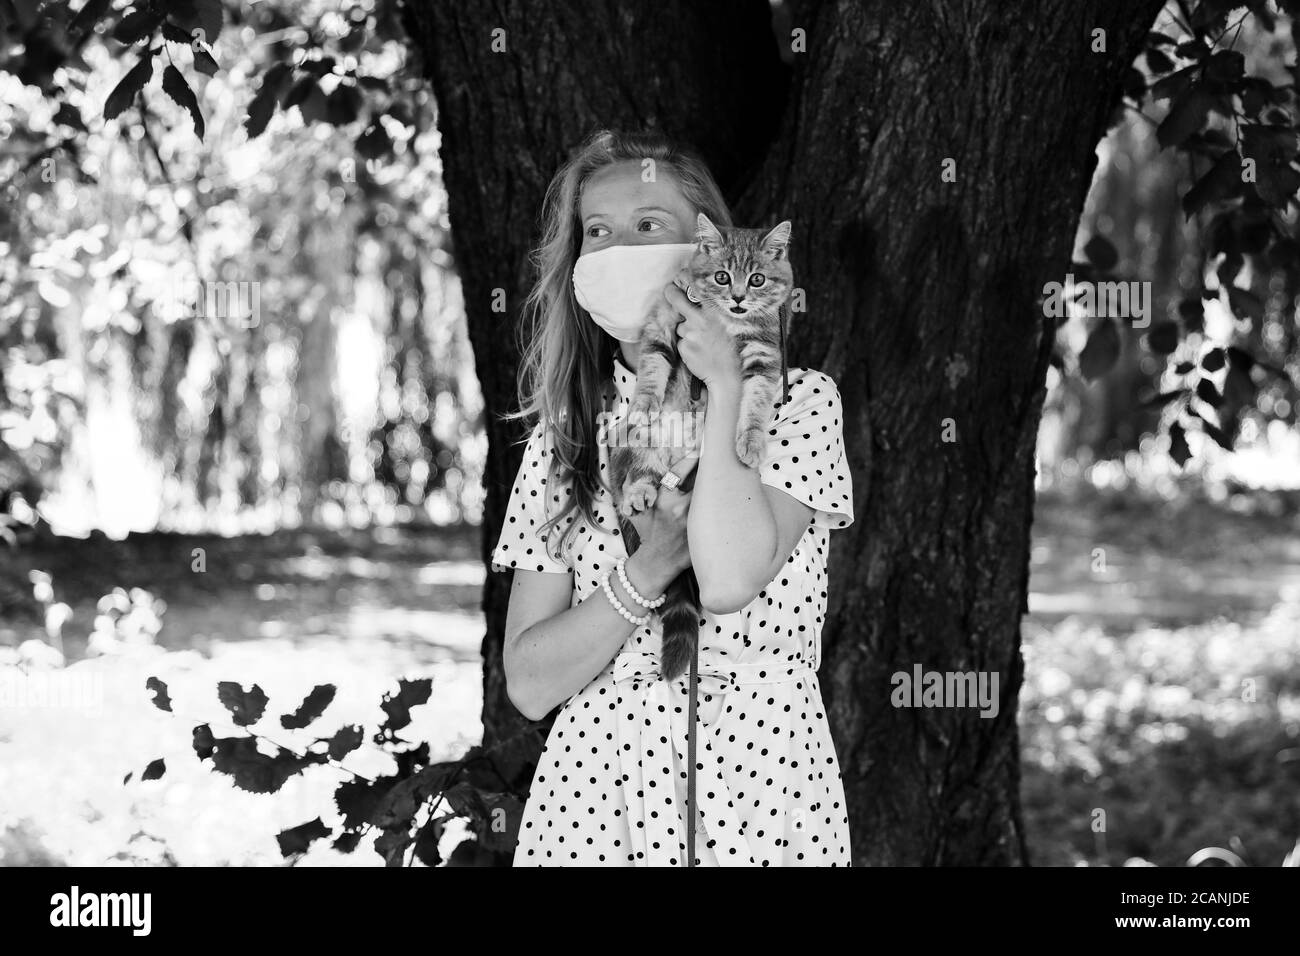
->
xmin=626 ymin=453 xmax=699 ymax=582
xmin=663 ymin=283 xmax=742 ymax=388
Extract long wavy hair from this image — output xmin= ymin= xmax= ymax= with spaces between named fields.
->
xmin=508 ymin=129 xmax=732 ymax=561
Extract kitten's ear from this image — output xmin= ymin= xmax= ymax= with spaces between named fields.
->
xmin=760 ymin=220 xmax=793 ymax=260
xmin=696 ymin=212 xmax=724 ymax=252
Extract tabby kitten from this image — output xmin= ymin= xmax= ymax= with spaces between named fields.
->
xmin=609 ymin=213 xmax=794 ymax=681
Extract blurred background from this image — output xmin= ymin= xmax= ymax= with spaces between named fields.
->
xmin=1 ymin=0 xmax=1299 ymax=866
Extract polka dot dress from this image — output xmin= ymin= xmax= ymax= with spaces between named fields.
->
xmin=491 ymin=355 xmax=855 ymax=866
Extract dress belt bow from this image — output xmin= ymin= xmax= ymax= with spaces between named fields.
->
xmin=611 ymin=650 xmax=764 ymax=866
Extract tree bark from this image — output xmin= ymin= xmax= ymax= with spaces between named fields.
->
xmin=404 ymin=0 xmax=1163 ymax=864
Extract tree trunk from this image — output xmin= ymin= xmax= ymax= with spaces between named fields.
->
xmin=404 ymin=0 xmax=1163 ymax=864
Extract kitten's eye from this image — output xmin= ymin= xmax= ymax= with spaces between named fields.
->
xmin=713 ymin=271 xmax=730 ymax=285
xmin=748 ymin=273 xmax=766 ymax=288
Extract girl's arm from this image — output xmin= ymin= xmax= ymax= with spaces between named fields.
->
xmin=503 ymin=549 xmax=679 ymax=720
xmin=687 ymin=370 xmax=814 ymax=613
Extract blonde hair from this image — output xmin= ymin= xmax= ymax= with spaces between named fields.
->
xmin=508 ymin=129 xmax=732 ymax=559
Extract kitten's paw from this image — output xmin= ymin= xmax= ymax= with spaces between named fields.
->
xmin=620 ymin=479 xmax=659 ymax=516
xmin=627 ymin=395 xmax=661 ymax=427
xmin=735 ymin=429 xmax=766 ymax=469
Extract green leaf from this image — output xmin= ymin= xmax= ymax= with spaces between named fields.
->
xmin=374 ymin=827 xmax=413 ymax=866
xmin=332 ymin=831 xmax=363 ymax=854
xmin=326 ymin=84 xmax=362 ymax=125
xmin=53 ymin=102 xmax=86 ymax=131
xmin=413 ymin=815 xmax=445 ymax=867
xmin=1226 ymin=286 xmax=1264 ymax=322
xmin=1157 ymin=88 xmax=1213 ymax=150
xmin=1196 ymin=378 xmax=1224 ymax=408
xmin=1079 ymin=318 xmax=1121 ymax=382
xmin=193 ymin=48 xmax=219 ymax=77
xmin=1181 ymin=150 xmax=1242 ymax=219
xmin=244 ymin=65 xmax=290 ymax=138
xmin=1146 ymin=320 xmax=1180 ymax=355
xmin=475 ymin=793 xmax=525 ymax=853
xmin=1202 ymin=50 xmax=1245 ymax=89
xmin=113 ymin=7 xmax=163 ymax=44
xmin=276 ymin=818 xmax=331 ymax=858
xmin=145 ymin=675 xmax=172 ymax=712
xmin=1145 ymin=47 xmax=1174 ymax=74
xmin=160 ymin=20 xmax=191 ymax=44
xmin=301 ymin=56 xmax=338 ymax=78
xmin=168 ymin=0 xmax=222 ymax=48
xmin=1169 ymin=422 xmax=1191 ymax=467
xmin=1241 ymin=124 xmax=1300 ymax=207
xmin=378 ymin=677 xmax=433 ymax=734
xmin=210 ymin=736 xmax=321 ymax=794
xmin=299 ymin=84 xmax=329 ymax=124
xmin=1224 ymin=362 xmax=1257 ymax=407
xmin=1151 ymin=64 xmax=1199 ymax=101
xmin=141 ymin=757 xmax=166 ymax=781
xmin=217 ymin=681 xmax=268 ymax=726
xmin=326 ymin=724 xmax=364 ymax=761
xmin=69 ymin=0 xmax=112 ymax=37
xmin=192 ymin=723 xmax=215 ymax=760
xmin=1226 ymin=345 xmax=1256 ymax=371
xmin=104 ymin=50 xmax=154 ymax=121
xmin=1177 ymin=296 xmax=1206 ymax=332
xmin=1083 ymin=234 xmax=1119 ymax=272
xmin=281 ymin=684 xmax=336 ymax=729
xmin=335 ymin=774 xmax=399 ymax=829
xmin=162 ymin=64 xmax=205 ymax=140
xmin=284 ymin=76 xmax=315 ymax=108
xmin=356 ymin=122 xmax=392 ymax=160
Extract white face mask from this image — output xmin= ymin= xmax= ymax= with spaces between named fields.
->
xmin=572 ymin=243 xmax=697 ymax=343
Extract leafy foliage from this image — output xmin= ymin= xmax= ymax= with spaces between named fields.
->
xmin=141 ymin=674 xmax=538 ymax=865
xmin=0 ymin=0 xmax=475 ymax=526
xmin=1053 ymin=2 xmax=1300 ymax=471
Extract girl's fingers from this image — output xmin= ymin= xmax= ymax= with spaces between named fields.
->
xmin=663 ymin=284 xmax=693 ymax=317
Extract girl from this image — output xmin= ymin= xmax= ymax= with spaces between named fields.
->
xmin=490 ymin=129 xmax=855 ymax=866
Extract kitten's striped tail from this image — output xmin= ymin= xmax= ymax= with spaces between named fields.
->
xmin=657 ymin=569 xmax=699 ymax=682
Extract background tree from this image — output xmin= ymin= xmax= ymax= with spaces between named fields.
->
xmin=4 ymin=0 xmax=1299 ymax=864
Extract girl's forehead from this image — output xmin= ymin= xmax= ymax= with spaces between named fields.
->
xmin=580 ymin=162 xmax=689 ymax=216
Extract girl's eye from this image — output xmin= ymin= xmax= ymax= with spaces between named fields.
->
xmin=713 ymin=271 xmax=731 ymax=285
xmin=748 ymin=273 xmax=766 ymax=288
xmin=586 ymin=225 xmax=610 ymax=238
xmin=638 ymin=219 xmax=662 ymax=232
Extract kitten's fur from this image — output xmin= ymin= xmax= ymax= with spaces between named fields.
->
xmin=609 ymin=213 xmax=794 ymax=682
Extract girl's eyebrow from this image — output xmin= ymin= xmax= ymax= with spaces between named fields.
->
xmin=582 ymin=205 xmax=675 ymax=224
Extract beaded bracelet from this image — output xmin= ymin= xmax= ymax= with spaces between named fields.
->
xmin=601 ymin=571 xmax=650 ymax=626
xmin=615 ymin=556 xmax=667 ymax=610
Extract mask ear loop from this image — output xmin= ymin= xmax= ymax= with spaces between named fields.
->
xmin=778 ymin=298 xmax=790 ymax=407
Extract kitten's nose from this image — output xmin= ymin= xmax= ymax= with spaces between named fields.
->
xmin=731 ymin=293 xmax=746 ymax=305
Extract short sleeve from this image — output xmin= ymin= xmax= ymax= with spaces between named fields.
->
xmin=490 ymin=420 xmax=575 ymax=574
xmin=759 ymin=369 xmax=855 ymax=530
